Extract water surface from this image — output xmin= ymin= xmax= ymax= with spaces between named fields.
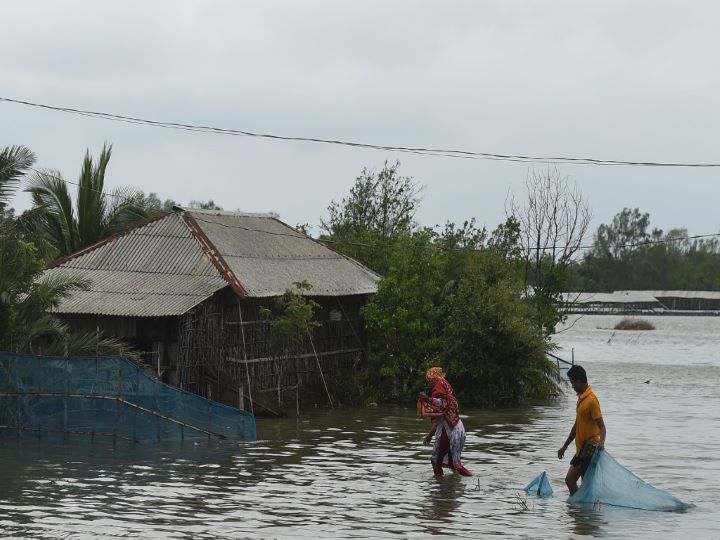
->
xmin=1 ymin=315 xmax=717 ymax=538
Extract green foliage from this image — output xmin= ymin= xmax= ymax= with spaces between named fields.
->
xmin=578 ymin=208 xmax=720 ymax=291
xmin=134 ymin=191 xmax=177 ymax=215
xmin=443 ymin=249 xmax=558 ymax=406
xmin=260 ymin=281 xmax=321 ymax=356
xmin=0 ymin=193 xmax=134 ymax=356
xmin=361 ymin=229 xmax=449 ymax=392
xmin=0 ymin=145 xmax=35 ymax=209
xmin=361 ymin=217 xmax=559 ymax=406
xmin=25 ymin=144 xmax=148 ymax=259
xmin=0 ymin=144 xmax=137 ymax=358
xmin=189 ymin=199 xmax=222 ymax=210
xmin=328 ymin=367 xmax=378 ymax=407
xmin=320 ymin=161 xmax=421 ymax=274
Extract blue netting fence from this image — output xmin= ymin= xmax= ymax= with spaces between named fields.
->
xmin=0 ymin=352 xmax=256 ymax=443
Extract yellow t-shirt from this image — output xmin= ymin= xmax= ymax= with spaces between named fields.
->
xmin=575 ymin=385 xmax=602 ymax=454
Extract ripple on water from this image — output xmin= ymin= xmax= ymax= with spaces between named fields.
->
xmin=0 ymin=316 xmax=717 ymax=537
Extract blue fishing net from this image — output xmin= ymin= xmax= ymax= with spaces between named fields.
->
xmin=524 ymin=471 xmax=554 ymax=497
xmin=569 ymin=449 xmax=689 ymax=511
xmin=0 ymin=352 xmax=256 ymax=443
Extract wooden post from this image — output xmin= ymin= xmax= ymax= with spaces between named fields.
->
xmin=239 ymin=384 xmax=244 ymax=410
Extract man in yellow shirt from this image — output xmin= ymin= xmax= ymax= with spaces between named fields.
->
xmin=557 ymin=365 xmax=607 ymax=495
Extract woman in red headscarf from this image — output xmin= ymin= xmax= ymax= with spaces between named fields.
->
xmin=417 ymin=367 xmax=471 ymax=476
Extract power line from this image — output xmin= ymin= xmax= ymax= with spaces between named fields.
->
xmin=22 ymin=168 xmax=720 ymax=255
xmin=4 ymin=96 xmax=720 ymax=168
xmin=188 ymin=214 xmax=720 ymax=254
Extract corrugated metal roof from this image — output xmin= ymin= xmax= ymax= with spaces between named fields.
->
xmin=562 ymin=291 xmax=665 ymax=305
xmin=186 ymin=210 xmax=380 ymax=297
xmin=45 ymin=213 xmax=228 ymax=317
xmin=619 ymin=290 xmax=720 ymax=300
xmin=44 ymin=209 xmax=380 ymax=316
xmin=47 ymin=270 xmax=227 ymax=316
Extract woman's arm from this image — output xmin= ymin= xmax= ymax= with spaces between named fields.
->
xmin=423 ymin=421 xmax=438 ymax=445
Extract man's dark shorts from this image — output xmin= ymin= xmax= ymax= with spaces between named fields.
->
xmin=570 ymin=442 xmax=597 ymax=476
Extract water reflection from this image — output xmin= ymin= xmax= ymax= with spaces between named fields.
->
xmin=422 ymin=475 xmax=464 ymax=534
xmin=566 ymin=503 xmax=608 ymax=537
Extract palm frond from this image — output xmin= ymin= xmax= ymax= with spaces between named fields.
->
xmin=21 ymin=314 xmax=69 ymax=350
xmin=77 ymin=145 xmax=111 ymax=246
xmin=0 ymin=145 xmax=36 ymax=207
xmin=20 ymin=271 xmax=90 ymax=314
xmin=25 ymin=169 xmax=78 ymax=256
xmin=41 ymin=331 xmax=141 ymax=362
xmin=104 ymin=185 xmax=149 ymax=235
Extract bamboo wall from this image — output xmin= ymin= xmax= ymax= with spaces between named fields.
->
xmin=176 ymin=292 xmax=368 ymax=414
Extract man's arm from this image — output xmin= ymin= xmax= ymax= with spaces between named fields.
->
xmin=596 ymin=417 xmax=606 ymax=448
xmin=558 ymin=422 xmax=576 ymax=459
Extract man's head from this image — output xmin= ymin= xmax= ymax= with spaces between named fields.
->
xmin=567 ymin=364 xmax=588 ymax=394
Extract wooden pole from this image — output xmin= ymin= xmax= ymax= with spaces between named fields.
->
xmin=306 ymin=326 xmax=334 ymax=409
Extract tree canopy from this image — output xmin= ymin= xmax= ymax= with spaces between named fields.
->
xmin=320 ymin=160 xmax=421 ymax=275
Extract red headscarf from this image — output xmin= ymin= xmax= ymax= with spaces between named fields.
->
xmin=424 ymin=367 xmax=460 ymax=428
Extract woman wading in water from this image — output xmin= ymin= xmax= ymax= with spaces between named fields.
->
xmin=417 ymin=367 xmax=472 ymax=476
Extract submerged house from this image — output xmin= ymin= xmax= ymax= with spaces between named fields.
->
xmin=560 ymin=291 xmax=665 ymax=313
xmin=43 ymin=207 xmax=379 ymax=413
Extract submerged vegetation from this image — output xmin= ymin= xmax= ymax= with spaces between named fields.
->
xmin=614 ymin=317 xmax=656 ymax=331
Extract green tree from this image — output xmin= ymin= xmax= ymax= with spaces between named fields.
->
xmin=320 ymin=161 xmax=421 ymax=274
xmin=0 ymin=145 xmax=133 ymax=356
xmin=135 ymin=191 xmax=177 ymax=215
xmin=26 ymin=144 xmax=148 ymax=259
xmin=361 ymin=217 xmax=558 ymax=406
xmin=579 ymin=209 xmax=720 ymax=291
xmin=361 ymin=229 xmax=449 ymax=396
xmin=443 ymin=241 xmax=558 ymax=407
xmin=189 ymin=199 xmax=222 ymax=210
xmin=260 ymin=281 xmax=321 ymax=355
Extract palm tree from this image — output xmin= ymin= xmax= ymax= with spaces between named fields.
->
xmin=26 ymin=143 xmax=148 ymax=258
xmin=0 ymin=144 xmax=138 ymax=359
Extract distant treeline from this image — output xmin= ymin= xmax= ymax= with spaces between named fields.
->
xmin=566 ymin=208 xmax=720 ymax=292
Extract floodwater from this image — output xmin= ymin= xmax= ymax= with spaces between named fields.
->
xmin=1 ymin=315 xmax=718 ymax=538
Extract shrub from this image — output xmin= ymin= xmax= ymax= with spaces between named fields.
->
xmin=614 ymin=317 xmax=656 ymax=330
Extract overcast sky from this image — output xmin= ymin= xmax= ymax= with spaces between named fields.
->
xmin=2 ymin=1 xmax=719 ymax=240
